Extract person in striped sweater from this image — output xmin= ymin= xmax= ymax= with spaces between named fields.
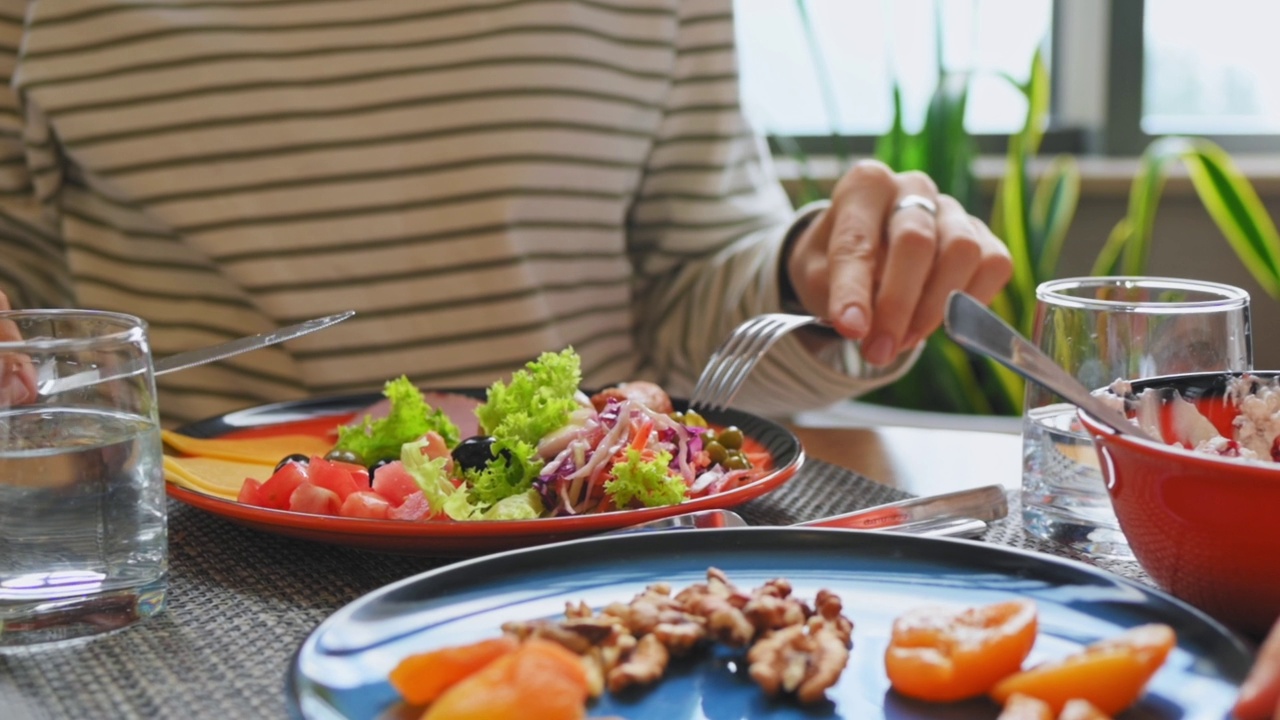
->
xmin=0 ymin=0 xmax=1010 ymax=424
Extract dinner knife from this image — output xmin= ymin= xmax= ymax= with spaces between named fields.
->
xmin=613 ymin=484 xmax=1009 ymax=537
xmin=36 ymin=310 xmax=355 ymax=396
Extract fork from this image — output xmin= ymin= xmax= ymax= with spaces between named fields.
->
xmin=688 ymin=313 xmax=826 ymax=412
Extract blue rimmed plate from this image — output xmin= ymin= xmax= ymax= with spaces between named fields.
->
xmin=286 ymin=528 xmax=1251 ymax=719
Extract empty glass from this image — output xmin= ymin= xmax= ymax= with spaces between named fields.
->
xmin=1021 ymin=277 xmax=1251 ymax=559
xmin=0 ymin=310 xmax=167 ymax=647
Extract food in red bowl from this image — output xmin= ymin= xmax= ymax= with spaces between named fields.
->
xmin=1078 ymin=371 xmax=1280 ymax=638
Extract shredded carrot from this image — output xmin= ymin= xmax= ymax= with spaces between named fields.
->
xmin=629 ymin=419 xmax=653 ymax=452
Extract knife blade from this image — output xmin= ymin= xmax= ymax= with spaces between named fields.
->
xmin=36 ymin=311 xmax=355 ymax=396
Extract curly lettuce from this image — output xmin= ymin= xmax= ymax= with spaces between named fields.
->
xmin=605 ymin=449 xmax=687 ymax=508
xmin=333 ymin=376 xmax=460 ymax=464
xmin=473 ymin=348 xmax=581 ymax=491
xmin=476 ymin=348 xmax=581 ymax=446
xmin=463 ymin=437 xmax=541 ymax=506
xmin=402 ymin=437 xmax=542 ymax=521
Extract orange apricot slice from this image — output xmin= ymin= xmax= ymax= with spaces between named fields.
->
xmin=990 ymin=623 xmax=1176 ymax=716
xmin=885 ymin=598 xmax=1038 ymax=702
xmin=389 ymin=636 xmax=518 ymax=706
xmin=423 ymin=638 xmax=590 ymax=720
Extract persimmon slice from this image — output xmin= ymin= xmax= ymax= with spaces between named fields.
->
xmin=990 ymin=623 xmax=1176 ymax=715
xmin=885 ymin=598 xmax=1038 ymax=702
xmin=389 ymin=636 xmax=518 ymax=706
xmin=423 ymin=638 xmax=591 ymax=720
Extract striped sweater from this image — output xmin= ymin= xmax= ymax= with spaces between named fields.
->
xmin=0 ymin=0 xmax=911 ymax=425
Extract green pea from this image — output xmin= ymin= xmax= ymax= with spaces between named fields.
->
xmin=670 ymin=411 xmax=686 ymax=424
xmin=683 ymin=410 xmax=708 ymax=428
xmin=718 ymin=426 xmax=744 ymax=450
xmin=723 ymin=451 xmax=750 ymax=471
xmin=705 ymin=440 xmax=728 ymax=465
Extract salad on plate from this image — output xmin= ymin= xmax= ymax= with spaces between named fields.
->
xmin=225 ymin=348 xmax=768 ymax=522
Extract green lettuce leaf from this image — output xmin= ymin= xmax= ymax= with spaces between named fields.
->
xmin=463 ymin=437 xmax=541 ymax=506
xmin=480 ymin=489 xmax=544 ymax=520
xmin=400 ymin=438 xmax=478 ymax=521
xmin=605 ymin=448 xmax=687 ymax=508
xmin=333 ymin=377 xmax=461 ymax=464
xmin=472 ymin=348 xmax=580 ymax=493
xmin=476 ymin=348 xmax=581 ymax=446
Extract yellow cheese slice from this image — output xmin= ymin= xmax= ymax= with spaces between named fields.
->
xmin=164 ymin=455 xmax=276 ymax=501
xmin=161 ymin=430 xmax=332 ymax=466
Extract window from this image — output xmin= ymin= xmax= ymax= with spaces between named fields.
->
xmin=1143 ymin=0 xmax=1280 ymax=136
xmin=735 ymin=0 xmax=1280 ymax=155
xmin=734 ymin=0 xmax=1053 ymax=138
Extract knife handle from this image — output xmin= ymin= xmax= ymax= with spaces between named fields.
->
xmin=797 ymin=484 xmax=1009 ymax=531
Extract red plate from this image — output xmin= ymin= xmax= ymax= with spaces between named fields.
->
xmin=165 ymin=390 xmax=803 ymax=555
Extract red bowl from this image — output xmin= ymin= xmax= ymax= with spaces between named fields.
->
xmin=1078 ymin=371 xmax=1280 ymax=638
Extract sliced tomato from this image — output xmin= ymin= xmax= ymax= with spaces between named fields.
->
xmin=389 ymin=491 xmax=433 ymax=521
xmin=236 ymin=478 xmax=266 ymax=507
xmin=372 ymin=460 xmax=421 ymax=505
xmin=289 ymin=481 xmax=341 ymax=515
xmin=308 ymin=457 xmax=361 ymax=501
xmin=258 ymin=461 xmax=309 ymax=509
xmin=339 ymin=490 xmax=392 ymax=519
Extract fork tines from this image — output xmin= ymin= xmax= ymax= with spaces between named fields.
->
xmin=688 ymin=313 xmax=824 ymax=412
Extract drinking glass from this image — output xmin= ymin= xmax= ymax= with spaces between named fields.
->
xmin=0 ymin=310 xmax=167 ymax=647
xmin=1021 ymin=276 xmax=1251 ymax=559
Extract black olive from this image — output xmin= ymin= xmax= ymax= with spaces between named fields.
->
xmin=274 ymin=453 xmax=310 ymax=474
xmin=452 ymin=435 xmax=498 ymax=472
xmin=325 ymin=448 xmax=364 ymax=466
xmin=368 ymin=458 xmax=393 ymax=478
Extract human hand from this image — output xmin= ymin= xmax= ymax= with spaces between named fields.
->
xmin=1236 ymin=615 xmax=1280 ymax=720
xmin=786 ymin=160 xmax=1013 ymax=367
xmin=0 ymin=291 xmax=37 ymax=405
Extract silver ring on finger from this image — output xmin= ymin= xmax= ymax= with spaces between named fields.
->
xmin=892 ymin=194 xmax=938 ymax=218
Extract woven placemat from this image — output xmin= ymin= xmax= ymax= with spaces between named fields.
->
xmin=0 ymin=459 xmax=1152 ymax=720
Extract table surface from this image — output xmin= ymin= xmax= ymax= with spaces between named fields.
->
xmin=0 ymin=423 xmax=1220 ymax=720
xmin=790 ymin=425 xmax=1023 ymax=496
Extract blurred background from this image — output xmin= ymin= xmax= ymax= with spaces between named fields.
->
xmin=734 ymin=0 xmax=1280 ymax=417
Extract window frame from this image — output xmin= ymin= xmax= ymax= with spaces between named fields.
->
xmin=760 ymin=0 xmax=1280 ymax=159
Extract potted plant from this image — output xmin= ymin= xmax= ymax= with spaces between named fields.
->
xmin=781 ymin=28 xmax=1280 ymax=418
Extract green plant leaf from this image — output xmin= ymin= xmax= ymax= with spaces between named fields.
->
xmin=1120 ymin=136 xmax=1185 ymax=274
xmin=999 ymin=131 xmax=1035 ymax=333
xmin=1180 ymin=141 xmax=1280 ymax=298
xmin=1019 ymin=47 xmax=1051 ymax=156
xmin=874 ymin=84 xmax=913 ymax=171
xmin=1091 ymin=218 xmax=1132 ymax=277
xmin=921 ymin=72 xmax=976 ymax=208
xmin=1029 ymin=155 xmax=1081 ymax=282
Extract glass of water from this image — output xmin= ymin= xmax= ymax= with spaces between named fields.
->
xmin=1021 ymin=277 xmax=1251 ymax=559
xmin=0 ymin=310 xmax=167 ymax=647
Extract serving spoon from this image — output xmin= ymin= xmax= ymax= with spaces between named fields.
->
xmin=943 ymin=291 xmax=1157 ymax=443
